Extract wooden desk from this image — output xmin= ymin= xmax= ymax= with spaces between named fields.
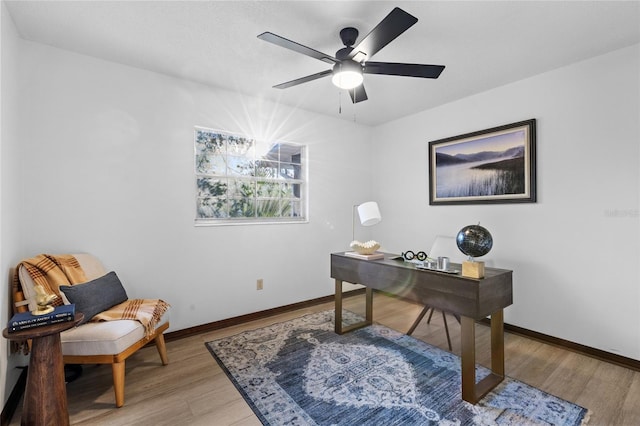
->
xmin=331 ymin=252 xmax=513 ymax=404
xmin=3 ymin=313 xmax=84 ymax=426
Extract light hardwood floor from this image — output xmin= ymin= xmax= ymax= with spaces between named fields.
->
xmin=9 ymin=293 xmax=640 ymax=425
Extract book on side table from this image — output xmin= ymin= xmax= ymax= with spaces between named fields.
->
xmin=8 ymin=304 xmax=76 ymax=333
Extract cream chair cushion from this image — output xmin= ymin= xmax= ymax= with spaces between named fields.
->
xmin=61 ymin=320 xmax=147 ymax=356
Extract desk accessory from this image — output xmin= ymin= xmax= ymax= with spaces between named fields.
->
xmin=456 ymin=224 xmax=493 ymax=278
xmin=346 ymin=241 xmax=384 ymax=260
xmin=402 ymin=250 xmax=429 ymax=262
xmin=346 ymin=201 xmax=383 ymax=259
xmin=33 ymin=284 xmax=56 ymax=315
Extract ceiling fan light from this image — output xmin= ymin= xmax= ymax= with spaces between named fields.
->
xmin=331 ymin=62 xmax=363 ymax=90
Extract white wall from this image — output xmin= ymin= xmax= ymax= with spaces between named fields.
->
xmin=1 ymin=1 xmax=29 ymax=407
xmin=371 ymin=44 xmax=640 ymax=360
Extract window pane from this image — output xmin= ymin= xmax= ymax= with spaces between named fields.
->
xmin=290 ymin=200 xmax=303 ymax=217
xmin=292 ymin=183 xmax=301 ymax=198
xmin=227 ymin=156 xmax=254 ymax=176
xmin=195 ymin=130 xmax=226 ymax=155
xmin=257 ymin=199 xmax=283 ymax=217
xmin=196 ymin=153 xmax=226 ymax=175
xmin=260 ymin=143 xmax=279 ymax=161
xmin=281 ymin=183 xmax=294 ymax=197
xmin=255 ymin=160 xmax=279 ymax=178
xmin=197 ymin=177 xmax=227 ymax=197
xmin=229 ymin=198 xmax=255 ymax=217
xmin=197 ymin=197 xmax=227 ymax=218
xmin=227 ymin=135 xmax=254 ymax=156
xmin=256 ymin=181 xmax=278 ymax=197
xmin=279 ymin=161 xmax=302 ymax=179
xmin=278 ymin=143 xmax=302 ymax=162
xmin=229 ymin=179 xmax=255 ymax=197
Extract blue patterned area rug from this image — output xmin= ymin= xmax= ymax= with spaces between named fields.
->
xmin=205 ymin=311 xmax=589 ymax=425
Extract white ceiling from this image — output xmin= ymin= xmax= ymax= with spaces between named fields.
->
xmin=5 ymin=1 xmax=640 ymax=126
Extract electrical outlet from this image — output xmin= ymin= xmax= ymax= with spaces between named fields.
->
xmin=257 ymin=278 xmax=264 ymax=290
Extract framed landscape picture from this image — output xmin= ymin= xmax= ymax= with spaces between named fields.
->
xmin=428 ymin=119 xmax=536 ymax=205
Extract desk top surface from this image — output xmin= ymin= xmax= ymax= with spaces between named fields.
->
xmin=332 ymin=252 xmax=512 ymax=280
xmin=331 ymin=252 xmax=513 ymax=317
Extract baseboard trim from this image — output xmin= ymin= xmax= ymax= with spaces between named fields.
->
xmin=164 ymin=291 xmax=364 ymax=342
xmin=1 ymin=367 xmax=27 ymax=426
xmin=479 ymin=318 xmax=640 ymax=372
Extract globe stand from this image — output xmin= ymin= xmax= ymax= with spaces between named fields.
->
xmin=462 ymin=259 xmax=485 ymax=278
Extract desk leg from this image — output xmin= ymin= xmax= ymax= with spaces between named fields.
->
xmin=461 ymin=316 xmax=477 ymax=403
xmin=335 ymin=279 xmax=343 ymax=334
xmin=334 ymin=280 xmax=373 ymax=334
xmin=460 ymin=310 xmax=505 ymax=404
xmin=491 ymin=310 xmax=505 ymax=376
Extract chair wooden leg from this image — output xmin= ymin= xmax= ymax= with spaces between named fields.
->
xmin=407 ymin=305 xmax=431 ymax=335
xmin=112 ymin=361 xmax=125 ymax=408
xmin=442 ymin=311 xmax=453 ymax=351
xmin=426 ymin=307 xmax=436 ymax=324
xmin=409 ymin=305 xmax=455 ymax=351
xmin=155 ymin=333 xmax=169 ymax=366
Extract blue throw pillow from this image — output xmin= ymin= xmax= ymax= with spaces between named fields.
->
xmin=60 ymin=271 xmax=128 ymax=325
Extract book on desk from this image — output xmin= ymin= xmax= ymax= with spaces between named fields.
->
xmin=344 ymin=251 xmax=385 ymax=260
xmin=8 ymin=304 xmax=76 ymax=333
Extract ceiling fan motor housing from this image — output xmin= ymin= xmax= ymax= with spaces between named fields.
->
xmin=339 ymin=27 xmax=359 ymax=47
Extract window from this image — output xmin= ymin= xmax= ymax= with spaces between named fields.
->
xmin=195 ymin=128 xmax=307 ymax=224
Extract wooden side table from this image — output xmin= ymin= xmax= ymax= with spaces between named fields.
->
xmin=3 ymin=313 xmax=83 ymax=426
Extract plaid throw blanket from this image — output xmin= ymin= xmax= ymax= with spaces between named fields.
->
xmin=12 ymin=254 xmax=87 ymax=310
xmin=94 ymin=298 xmax=170 ymax=338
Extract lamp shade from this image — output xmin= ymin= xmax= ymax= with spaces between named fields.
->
xmin=357 ymin=201 xmax=382 ymax=226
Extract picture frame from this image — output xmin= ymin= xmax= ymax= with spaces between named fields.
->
xmin=428 ymin=119 xmax=536 ymax=205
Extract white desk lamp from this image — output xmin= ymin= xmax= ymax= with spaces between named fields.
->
xmin=349 ymin=201 xmax=382 ymax=257
xmin=352 ymin=201 xmax=382 ymax=240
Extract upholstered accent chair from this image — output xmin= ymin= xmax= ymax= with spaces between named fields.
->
xmin=406 ymin=236 xmax=467 ymax=350
xmin=16 ymin=254 xmax=170 ymax=408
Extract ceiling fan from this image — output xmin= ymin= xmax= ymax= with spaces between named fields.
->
xmin=257 ymin=7 xmax=445 ymax=103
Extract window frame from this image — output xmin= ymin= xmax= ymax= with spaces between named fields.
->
xmin=194 ymin=127 xmax=308 ymax=226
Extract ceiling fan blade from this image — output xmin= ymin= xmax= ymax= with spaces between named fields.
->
xmin=348 ymin=85 xmax=368 ymax=103
xmin=364 ymin=62 xmax=445 ymax=78
xmin=348 ymin=8 xmax=418 ymax=60
xmin=258 ymin=32 xmax=337 ymax=64
xmin=273 ymin=69 xmax=332 ymax=89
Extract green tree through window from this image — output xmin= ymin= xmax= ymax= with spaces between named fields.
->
xmin=195 ymin=128 xmax=306 ymax=224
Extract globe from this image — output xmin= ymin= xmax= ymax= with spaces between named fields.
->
xmin=456 ymin=224 xmax=493 ymax=259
